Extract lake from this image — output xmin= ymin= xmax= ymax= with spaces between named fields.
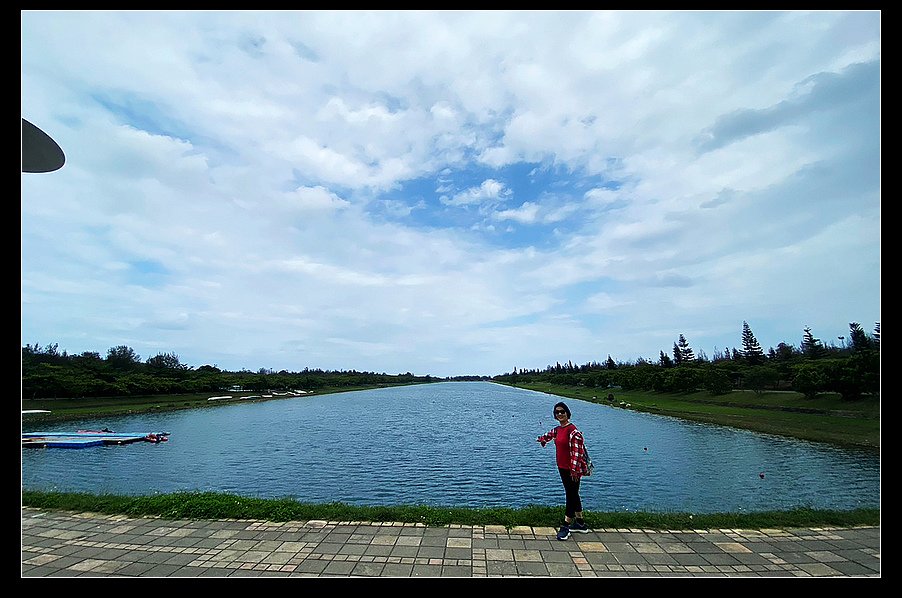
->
xmin=21 ymin=381 xmax=880 ymax=513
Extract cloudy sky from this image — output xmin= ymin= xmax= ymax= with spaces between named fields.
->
xmin=21 ymin=11 xmax=880 ymax=377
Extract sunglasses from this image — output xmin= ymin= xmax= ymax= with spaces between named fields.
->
xmin=554 ymin=410 xmax=567 ymax=415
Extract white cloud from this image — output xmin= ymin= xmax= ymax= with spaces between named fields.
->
xmin=441 ymin=179 xmax=512 ymax=207
xmin=283 ymin=186 xmax=351 ymax=213
xmin=21 ymin=10 xmax=880 ymax=377
xmin=493 ymin=202 xmax=539 ymax=224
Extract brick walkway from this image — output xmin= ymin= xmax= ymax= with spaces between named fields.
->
xmin=21 ymin=507 xmax=880 ymax=578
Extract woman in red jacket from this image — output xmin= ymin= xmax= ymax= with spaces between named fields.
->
xmin=536 ymin=401 xmax=590 ymax=540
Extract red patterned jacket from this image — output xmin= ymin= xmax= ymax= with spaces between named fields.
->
xmin=537 ymin=423 xmax=589 ymax=478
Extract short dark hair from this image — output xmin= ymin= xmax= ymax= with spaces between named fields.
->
xmin=553 ymin=401 xmax=570 ymax=417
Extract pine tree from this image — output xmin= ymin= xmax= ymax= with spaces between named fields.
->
xmin=848 ymin=322 xmax=874 ymax=353
xmin=677 ymin=334 xmax=695 ymax=363
xmin=741 ymin=321 xmax=765 ymax=365
xmin=672 ymin=342 xmax=682 ymax=366
xmin=801 ymin=327 xmax=827 ymax=359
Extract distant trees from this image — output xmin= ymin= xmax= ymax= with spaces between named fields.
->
xmin=146 ymin=352 xmax=188 ymax=370
xmin=801 ymin=327 xmax=828 ymax=359
xmin=659 ymin=351 xmax=673 ymax=368
xmin=745 ymin=366 xmax=779 ymax=394
xmin=741 ymin=321 xmax=765 ymax=365
xmin=494 ymin=321 xmax=879 ymax=401
xmin=673 ymin=334 xmax=695 ymax=365
xmin=703 ymin=368 xmax=733 ymax=395
xmin=23 ymin=320 xmax=880 ymax=402
xmin=770 ymin=342 xmax=798 ymax=361
xmin=849 ymin=322 xmax=876 ymax=353
xmin=22 ymin=344 xmax=435 ymax=400
xmin=791 ymin=364 xmax=827 ymax=399
xmin=839 ymin=322 xmax=880 ymax=400
xmin=106 ymin=345 xmax=142 ymax=369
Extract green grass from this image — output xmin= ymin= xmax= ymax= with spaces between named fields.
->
xmin=505 ymin=382 xmax=880 ymax=450
xmin=21 ymin=490 xmax=879 ymax=530
xmin=21 ymin=385 xmax=407 ymax=425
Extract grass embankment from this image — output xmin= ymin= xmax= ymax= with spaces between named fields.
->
xmin=501 ymin=382 xmax=880 ymax=451
xmin=22 ymin=382 xmax=880 ymax=528
xmin=21 ymin=490 xmax=879 ymax=530
xmin=21 ymin=384 xmax=412 ymax=425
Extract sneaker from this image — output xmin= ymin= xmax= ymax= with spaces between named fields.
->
xmin=556 ymin=525 xmax=571 ymax=541
xmin=570 ymin=520 xmax=589 ymax=533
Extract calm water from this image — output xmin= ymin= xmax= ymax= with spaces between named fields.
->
xmin=21 ymin=382 xmax=880 ymax=513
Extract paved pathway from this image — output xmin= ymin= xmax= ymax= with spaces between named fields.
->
xmin=21 ymin=507 xmax=880 ymax=578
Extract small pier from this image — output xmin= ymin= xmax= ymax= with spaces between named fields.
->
xmin=22 ymin=431 xmax=170 ymax=449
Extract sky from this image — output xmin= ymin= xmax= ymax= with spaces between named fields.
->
xmin=21 ymin=11 xmax=880 ymax=378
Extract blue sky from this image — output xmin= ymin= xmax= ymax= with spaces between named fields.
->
xmin=21 ymin=11 xmax=880 ymax=377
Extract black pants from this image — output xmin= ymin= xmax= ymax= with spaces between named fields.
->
xmin=558 ymin=468 xmax=582 ymax=518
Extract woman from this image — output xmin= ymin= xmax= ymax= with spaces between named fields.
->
xmin=536 ymin=401 xmax=590 ymax=540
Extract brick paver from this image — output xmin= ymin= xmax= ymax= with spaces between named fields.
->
xmin=21 ymin=507 xmax=880 ymax=578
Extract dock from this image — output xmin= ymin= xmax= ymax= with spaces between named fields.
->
xmin=22 ymin=431 xmax=170 ymax=449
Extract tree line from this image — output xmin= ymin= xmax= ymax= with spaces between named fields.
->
xmin=494 ymin=322 xmax=880 ymax=401
xmin=22 ymin=321 xmax=878 ymax=401
xmin=21 ymin=344 xmax=434 ymax=400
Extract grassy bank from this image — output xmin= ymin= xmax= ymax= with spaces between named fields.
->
xmin=21 ymin=490 xmax=879 ymax=530
xmin=21 ymin=384 xmax=422 ymax=425
xmin=500 ymin=382 xmax=880 ymax=451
